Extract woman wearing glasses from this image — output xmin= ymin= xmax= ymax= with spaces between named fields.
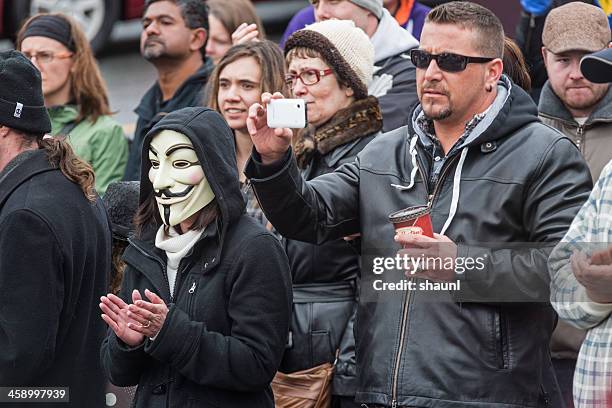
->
xmin=17 ymin=13 xmax=127 ymax=195
xmin=207 ymin=40 xmax=287 ymax=227
xmin=250 ymin=20 xmax=381 ymax=408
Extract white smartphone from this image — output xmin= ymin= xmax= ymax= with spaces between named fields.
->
xmin=266 ymin=99 xmax=307 ymax=129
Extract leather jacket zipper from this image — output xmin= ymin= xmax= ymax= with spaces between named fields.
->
xmin=427 ymin=154 xmax=461 ymax=207
xmin=413 ymin=144 xmax=460 ymax=207
xmin=540 ymin=384 xmax=551 ymax=407
xmin=391 ymin=290 xmax=411 ymax=407
xmin=414 ymin=150 xmax=431 ymax=200
xmin=390 ymin=150 xmax=461 ymax=405
xmin=495 ymin=309 xmax=509 ymax=369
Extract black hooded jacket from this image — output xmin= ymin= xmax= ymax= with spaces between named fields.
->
xmin=101 ymin=107 xmax=292 ymax=408
xmin=124 ymin=62 xmax=213 ymax=181
xmin=245 ymin=78 xmax=593 ymax=407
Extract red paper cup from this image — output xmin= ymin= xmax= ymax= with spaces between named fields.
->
xmin=389 ymin=205 xmax=434 ymax=238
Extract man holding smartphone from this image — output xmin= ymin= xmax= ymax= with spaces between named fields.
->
xmin=246 ymin=2 xmax=592 ymax=407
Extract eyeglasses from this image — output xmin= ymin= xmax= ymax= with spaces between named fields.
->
xmin=22 ymin=50 xmax=73 ymax=64
xmin=285 ymin=69 xmax=334 ymax=87
xmin=410 ymin=49 xmax=494 ymax=73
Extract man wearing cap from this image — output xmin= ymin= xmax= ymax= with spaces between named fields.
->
xmin=123 ymin=0 xmax=211 ymax=181
xmin=0 ymin=50 xmax=109 ymax=407
xmin=515 ymin=0 xmax=611 ymax=102
xmin=282 ymin=0 xmax=420 ymax=133
xmin=548 ymin=45 xmax=612 ymax=408
xmin=539 ymin=2 xmax=612 ymax=182
xmin=536 ymin=3 xmax=612 ymax=402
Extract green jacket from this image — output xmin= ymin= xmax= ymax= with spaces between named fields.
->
xmin=49 ymin=105 xmax=128 ymax=195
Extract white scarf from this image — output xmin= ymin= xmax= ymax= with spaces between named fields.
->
xmin=155 ymin=226 xmax=204 ymax=297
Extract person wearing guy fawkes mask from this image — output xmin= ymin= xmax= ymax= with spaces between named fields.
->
xmin=100 ymin=107 xmax=292 ymax=408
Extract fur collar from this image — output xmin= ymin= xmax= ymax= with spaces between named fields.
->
xmin=294 ymin=96 xmax=382 ymax=168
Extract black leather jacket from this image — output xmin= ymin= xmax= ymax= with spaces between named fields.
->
xmin=281 ymin=135 xmax=377 ymax=397
xmin=246 ymin=79 xmax=592 ymax=407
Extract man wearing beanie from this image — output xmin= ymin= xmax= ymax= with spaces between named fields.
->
xmin=281 ymin=0 xmax=419 ymax=133
xmin=123 ymin=0 xmax=212 ymax=181
xmin=536 ymin=3 xmax=612 ymax=405
xmin=246 ymin=2 xmax=592 ymax=407
xmin=0 ymin=50 xmax=109 ymax=407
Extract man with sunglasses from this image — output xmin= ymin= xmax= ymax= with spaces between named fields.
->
xmin=536 ymin=3 xmax=612 ymax=404
xmin=246 ymin=2 xmax=592 ymax=407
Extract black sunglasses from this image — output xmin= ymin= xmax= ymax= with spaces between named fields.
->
xmin=410 ymin=49 xmax=495 ymax=72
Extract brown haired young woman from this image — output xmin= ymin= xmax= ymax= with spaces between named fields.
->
xmin=207 ymin=40 xmax=287 ymax=225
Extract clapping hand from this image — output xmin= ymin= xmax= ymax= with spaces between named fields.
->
xmin=100 ymin=290 xmax=145 ymax=347
xmin=126 ymin=289 xmax=169 ymax=339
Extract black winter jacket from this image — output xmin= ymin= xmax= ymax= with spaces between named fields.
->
xmin=102 ymin=107 xmax=292 ymax=408
xmin=246 ymin=78 xmax=593 ymax=407
xmin=124 ymin=61 xmax=213 ymax=181
xmin=280 ymin=98 xmax=382 ymax=397
xmin=0 ymin=149 xmax=110 ymax=408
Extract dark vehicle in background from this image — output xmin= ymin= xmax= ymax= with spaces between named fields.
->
xmin=0 ymin=0 xmax=308 ymax=52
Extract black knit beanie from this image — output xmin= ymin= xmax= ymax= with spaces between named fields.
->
xmin=0 ymin=50 xmax=51 ymax=135
xmin=21 ymin=14 xmax=75 ymax=52
xmin=103 ymin=181 xmax=141 ymax=240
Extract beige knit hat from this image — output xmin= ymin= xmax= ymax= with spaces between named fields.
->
xmin=543 ymin=2 xmax=611 ymax=54
xmin=284 ymin=20 xmax=374 ymax=99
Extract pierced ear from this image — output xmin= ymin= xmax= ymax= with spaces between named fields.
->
xmin=487 ymin=58 xmax=503 ymax=84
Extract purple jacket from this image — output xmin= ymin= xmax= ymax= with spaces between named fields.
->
xmin=280 ymin=2 xmax=430 ymax=48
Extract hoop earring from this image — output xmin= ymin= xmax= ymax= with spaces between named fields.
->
xmin=485 ymin=84 xmax=493 ymax=92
